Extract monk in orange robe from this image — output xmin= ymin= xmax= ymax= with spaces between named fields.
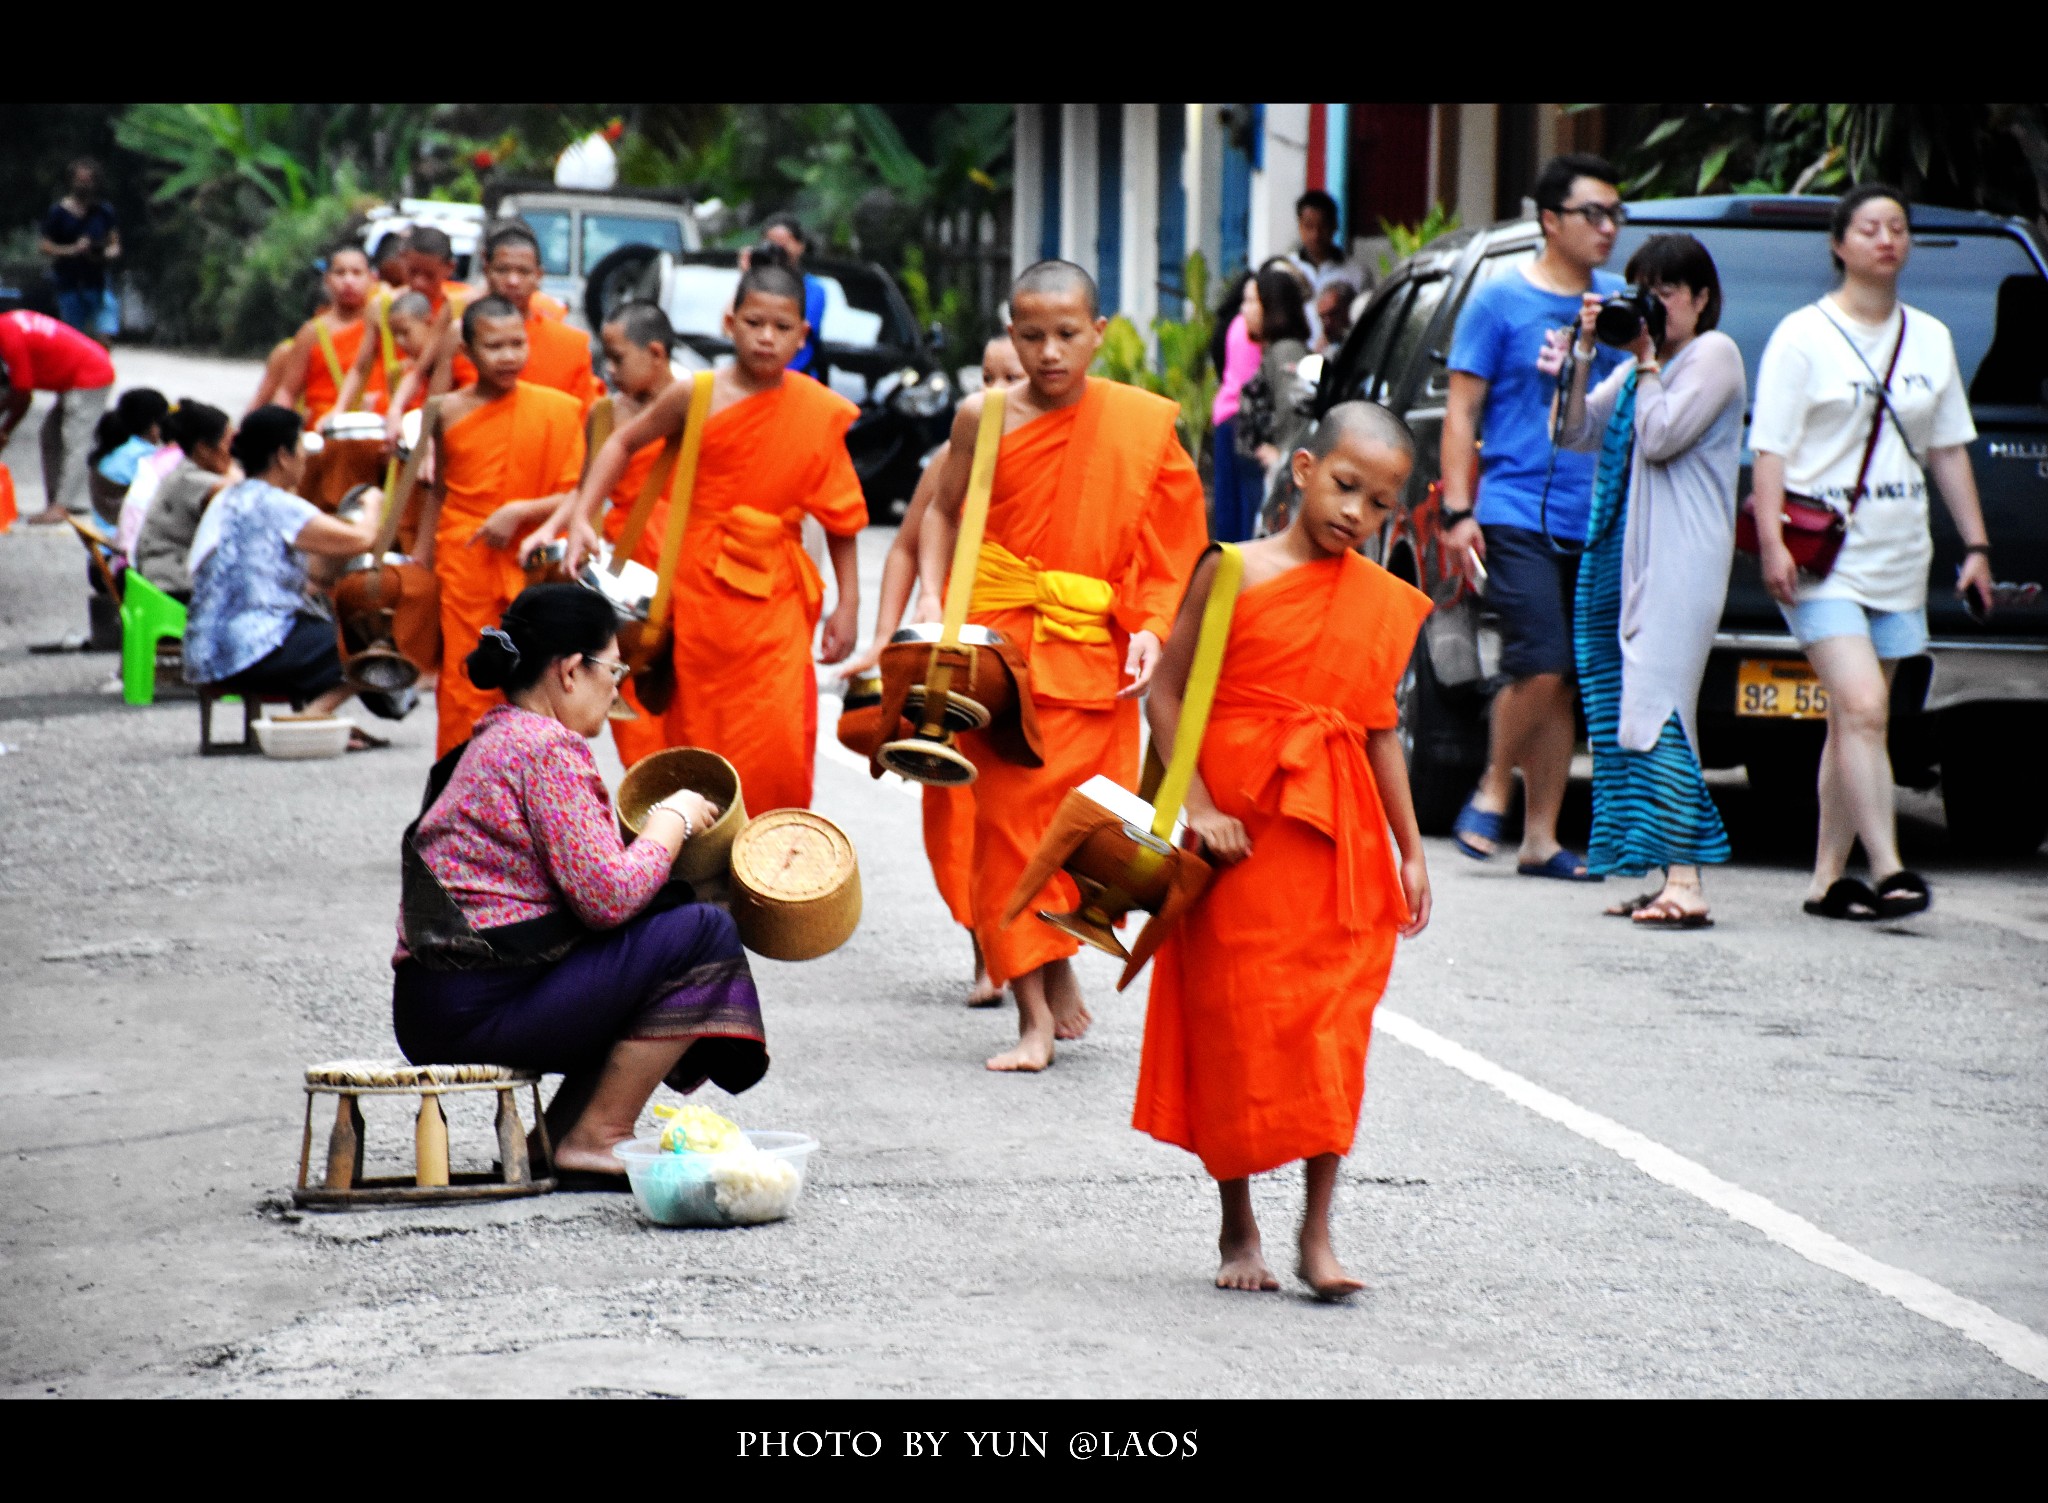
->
xmin=1133 ymin=402 xmax=1433 ymax=1300
xmin=417 ymin=295 xmax=586 ymax=755
xmin=338 ymin=225 xmax=470 ymax=421
xmin=533 ymin=258 xmax=864 ymax=813
xmin=272 ymin=246 xmax=387 ymax=425
xmin=918 ymin=262 xmax=1206 ymax=1072
xmin=841 ymin=335 xmax=1026 ymax=1005
xmin=582 ymin=299 xmax=681 ymax=768
xmin=390 ymin=223 xmax=600 ymax=431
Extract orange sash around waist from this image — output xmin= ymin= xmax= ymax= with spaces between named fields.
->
xmin=710 ymin=504 xmax=822 ymax=617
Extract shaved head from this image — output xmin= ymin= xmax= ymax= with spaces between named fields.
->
xmin=406 ymin=225 xmax=453 ymax=263
xmin=1305 ymin=400 xmax=1415 ymax=463
xmin=1011 ymin=259 xmax=1098 ymax=317
xmin=603 ymin=298 xmax=675 ymax=353
xmin=388 ymin=291 xmax=432 ymax=321
xmin=462 ymin=293 xmax=521 ymax=345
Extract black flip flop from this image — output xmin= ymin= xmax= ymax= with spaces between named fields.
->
xmin=552 ymin=1168 xmax=633 ymax=1193
xmin=1803 ymin=877 xmax=1880 ymax=921
xmin=1875 ymin=870 xmax=1931 ymax=919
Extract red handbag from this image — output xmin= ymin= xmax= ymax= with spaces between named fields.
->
xmin=1737 ymin=309 xmax=1907 ymax=580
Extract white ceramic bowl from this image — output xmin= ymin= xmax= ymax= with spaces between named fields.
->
xmin=253 ymin=715 xmax=353 ymax=760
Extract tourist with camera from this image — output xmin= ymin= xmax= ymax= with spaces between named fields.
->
xmin=1748 ymin=184 xmax=1992 ymax=923
xmin=1441 ymin=154 xmax=1628 ymax=878
xmin=1547 ymin=234 xmax=1745 ymax=927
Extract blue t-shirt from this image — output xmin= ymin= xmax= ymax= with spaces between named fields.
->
xmin=788 ymin=274 xmax=828 ymax=375
xmin=1447 ymin=266 xmax=1625 ymax=542
xmin=97 ymin=435 xmax=157 ymax=487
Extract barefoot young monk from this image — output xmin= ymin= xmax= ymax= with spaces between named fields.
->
xmin=1133 ymin=402 xmax=1434 ymax=1299
xmin=272 ymin=246 xmax=386 ymax=426
xmin=918 ymin=262 xmax=1206 ymax=1072
xmin=417 ymin=295 xmax=587 ymax=755
xmin=840 ymin=335 xmax=1025 ymax=1007
xmin=528 ymin=258 xmax=865 ymax=812
xmin=391 ymin=223 xmax=599 ymax=428
xmin=580 ymin=298 xmax=680 ymax=767
xmin=339 ymin=226 xmax=469 ymax=422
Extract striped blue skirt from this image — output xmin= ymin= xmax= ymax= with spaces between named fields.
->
xmin=1573 ymin=440 xmax=1730 ymax=878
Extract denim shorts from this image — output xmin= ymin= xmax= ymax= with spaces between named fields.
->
xmin=1781 ymin=597 xmax=1928 ymax=660
xmin=1480 ymin=523 xmax=1578 ymax=680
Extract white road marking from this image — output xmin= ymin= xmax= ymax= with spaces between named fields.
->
xmin=1374 ymin=1006 xmax=2048 ymax=1386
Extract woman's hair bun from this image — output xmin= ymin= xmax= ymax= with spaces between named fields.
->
xmin=465 ymin=625 xmax=522 ymax=691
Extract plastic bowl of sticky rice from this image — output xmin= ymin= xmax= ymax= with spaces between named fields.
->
xmin=613 ymin=1107 xmax=817 ymax=1227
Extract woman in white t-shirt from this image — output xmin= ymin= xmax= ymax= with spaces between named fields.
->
xmin=1749 ymin=184 xmax=1995 ymax=922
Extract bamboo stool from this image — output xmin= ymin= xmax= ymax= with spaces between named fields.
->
xmin=293 ymin=1060 xmax=556 ymax=1210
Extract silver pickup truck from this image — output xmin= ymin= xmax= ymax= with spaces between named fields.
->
xmin=1312 ymin=194 xmax=2048 ymax=857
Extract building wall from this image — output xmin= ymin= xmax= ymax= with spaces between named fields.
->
xmin=1003 ymin=102 xmax=1597 ymax=322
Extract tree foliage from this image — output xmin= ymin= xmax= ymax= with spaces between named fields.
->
xmin=1591 ymin=103 xmax=2048 ymax=222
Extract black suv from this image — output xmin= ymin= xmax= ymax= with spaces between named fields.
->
xmin=1309 ymin=194 xmax=2048 ymax=857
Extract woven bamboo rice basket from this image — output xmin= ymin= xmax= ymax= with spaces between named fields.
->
xmin=614 ymin=747 xmax=749 ymax=886
xmin=728 ymin=809 xmax=862 ymax=961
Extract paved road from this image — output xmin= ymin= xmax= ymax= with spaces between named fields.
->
xmin=2 ymin=353 xmax=2043 ymax=1398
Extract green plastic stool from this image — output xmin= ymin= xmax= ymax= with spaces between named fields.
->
xmin=120 ymin=572 xmax=188 ymax=706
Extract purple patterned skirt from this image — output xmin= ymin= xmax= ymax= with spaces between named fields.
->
xmin=393 ymin=901 xmax=768 ymax=1095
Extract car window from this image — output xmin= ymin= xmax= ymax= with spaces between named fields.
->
xmin=523 ymin=211 xmax=572 ymax=276
xmin=664 ymin=263 xmax=888 ymax=349
xmin=1341 ymin=277 xmax=1408 ymax=402
xmin=583 ymin=214 xmax=684 ymax=271
xmin=1610 ymin=225 xmax=2044 ymax=412
xmin=1382 ymin=276 xmax=1450 ymax=401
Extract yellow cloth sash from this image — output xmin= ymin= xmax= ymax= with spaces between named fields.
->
xmin=972 ymin=540 xmax=1114 ymax=644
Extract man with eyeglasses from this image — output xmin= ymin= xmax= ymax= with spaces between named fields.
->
xmin=1440 ymin=153 xmax=1628 ymax=879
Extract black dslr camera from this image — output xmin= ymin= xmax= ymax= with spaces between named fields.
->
xmin=1594 ymin=286 xmax=1667 ymax=348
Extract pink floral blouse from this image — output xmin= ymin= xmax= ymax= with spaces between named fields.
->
xmin=394 ymin=704 xmax=670 ymax=962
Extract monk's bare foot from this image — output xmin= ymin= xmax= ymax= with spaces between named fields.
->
xmin=1045 ymin=960 xmax=1092 ymax=1041
xmin=1217 ymin=1235 xmax=1280 ymax=1292
xmin=966 ymin=966 xmax=1002 ymax=1008
xmin=1297 ymin=1244 xmax=1366 ymax=1301
xmin=985 ymin=1033 xmax=1053 ymax=1072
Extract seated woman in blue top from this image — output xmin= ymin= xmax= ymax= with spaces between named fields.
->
xmin=182 ymin=405 xmax=382 ymax=743
xmin=87 ymin=387 xmax=169 ymax=527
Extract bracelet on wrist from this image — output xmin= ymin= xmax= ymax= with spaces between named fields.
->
xmin=1440 ymin=508 xmax=1475 ymax=530
xmin=1962 ymin=543 xmax=1992 ymax=559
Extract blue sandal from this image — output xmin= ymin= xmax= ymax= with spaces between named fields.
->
xmin=1516 ymin=849 xmax=1602 ymax=882
xmin=1452 ymin=798 xmax=1505 ymax=861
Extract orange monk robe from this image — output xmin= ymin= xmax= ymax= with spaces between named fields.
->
xmin=519 ymin=313 xmax=605 ymax=411
xmin=431 ymin=380 xmax=586 ymax=755
xmin=1133 ymin=552 xmax=1432 ymax=1182
xmin=965 ymin=379 xmax=1207 ymax=986
xmin=602 ymin=434 xmax=673 ymax=769
xmin=923 ymin=784 xmax=976 ymax=929
xmin=304 ymin=317 xmax=387 ymax=426
xmin=655 ymin=371 xmax=866 ymax=812
xmin=530 ymin=290 xmax=569 ymax=321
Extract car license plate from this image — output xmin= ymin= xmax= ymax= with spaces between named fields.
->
xmin=1736 ymin=659 xmax=1829 ymax=718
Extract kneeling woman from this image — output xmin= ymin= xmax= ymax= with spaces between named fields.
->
xmin=391 ymin=583 xmax=766 ymax=1188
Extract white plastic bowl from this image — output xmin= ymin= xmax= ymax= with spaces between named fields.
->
xmin=613 ymin=1131 xmax=818 ymax=1227
xmin=253 ymin=714 xmax=353 ymax=760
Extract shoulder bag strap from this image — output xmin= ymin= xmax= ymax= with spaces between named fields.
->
xmin=374 ymin=396 xmax=441 ymax=558
xmin=1148 ymin=542 xmax=1245 ymax=843
xmin=605 ymin=415 xmax=683 ymax=574
xmin=312 ymin=319 xmax=348 ymax=403
xmin=938 ymin=388 xmax=1007 ymax=650
xmin=644 ymin=371 xmax=715 ymax=625
xmin=376 ymin=293 xmax=402 ymax=385
xmin=1836 ymin=308 xmax=1910 ymax=515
